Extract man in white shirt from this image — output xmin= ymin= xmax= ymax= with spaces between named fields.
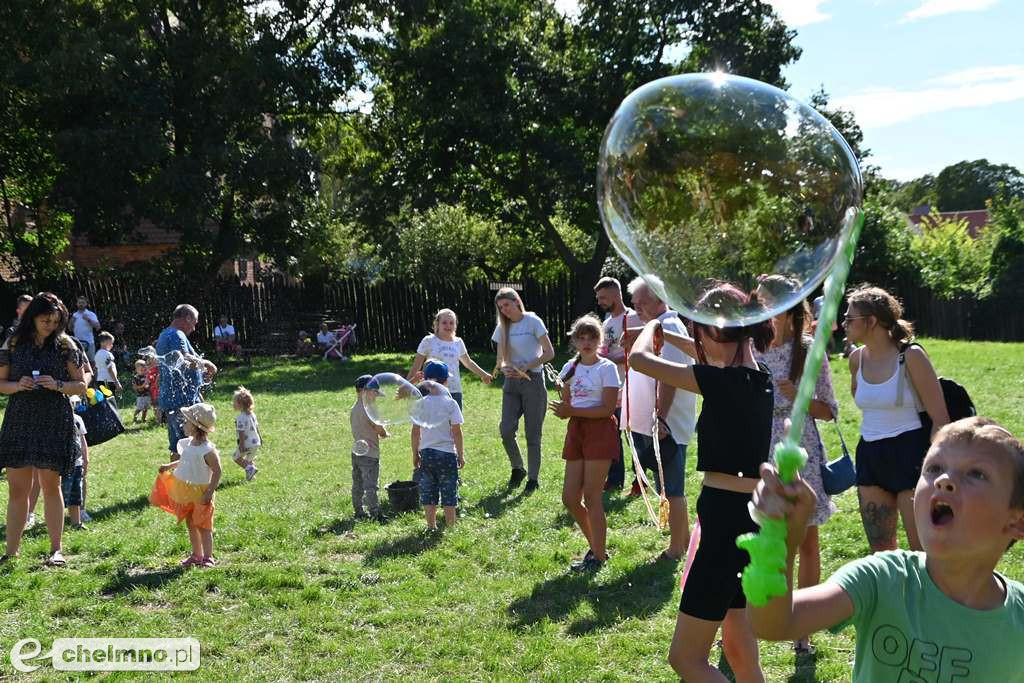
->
xmin=70 ymin=296 xmax=101 ymax=360
xmin=594 ymin=277 xmax=639 ymax=492
xmin=213 ymin=315 xmax=240 ymax=355
xmin=625 ymin=277 xmax=698 ymax=562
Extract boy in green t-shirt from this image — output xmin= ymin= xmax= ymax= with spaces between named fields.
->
xmin=749 ymin=417 xmax=1024 ymax=682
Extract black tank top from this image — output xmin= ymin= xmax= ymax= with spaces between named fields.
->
xmin=693 ymin=363 xmax=774 ymax=478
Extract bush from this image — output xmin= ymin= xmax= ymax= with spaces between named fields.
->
xmin=987 ymin=198 xmax=1024 ymax=302
xmin=908 ymin=212 xmax=995 ymax=300
xmin=849 ymin=195 xmax=918 ymax=288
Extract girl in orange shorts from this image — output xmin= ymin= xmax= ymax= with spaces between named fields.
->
xmin=549 ymin=315 xmax=621 ymax=573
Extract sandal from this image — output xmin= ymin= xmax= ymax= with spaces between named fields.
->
xmin=200 ymin=556 xmax=217 ymax=568
xmin=658 ymin=550 xmax=681 ymax=562
xmin=180 ymin=555 xmax=202 ymax=568
xmin=45 ymin=551 xmax=66 ymax=567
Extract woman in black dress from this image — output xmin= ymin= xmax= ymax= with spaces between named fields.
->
xmin=0 ymin=293 xmax=87 ymax=566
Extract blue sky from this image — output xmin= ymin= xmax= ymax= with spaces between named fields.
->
xmin=770 ymin=0 xmax=1024 ymax=180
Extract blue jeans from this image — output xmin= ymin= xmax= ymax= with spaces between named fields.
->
xmin=450 ymin=392 xmax=463 ymax=410
xmin=62 ymin=465 xmax=84 ymax=507
xmin=166 ymin=409 xmax=187 ymax=454
xmin=418 ymin=448 xmax=459 ymax=506
xmin=632 ymin=433 xmax=687 ymax=497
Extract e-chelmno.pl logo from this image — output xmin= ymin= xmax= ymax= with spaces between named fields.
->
xmin=8 ymin=638 xmax=200 ymax=672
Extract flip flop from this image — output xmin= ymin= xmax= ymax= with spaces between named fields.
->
xmin=45 ymin=551 xmax=66 ymax=567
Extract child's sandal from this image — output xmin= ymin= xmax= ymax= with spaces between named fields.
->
xmin=180 ymin=555 xmax=201 ymax=568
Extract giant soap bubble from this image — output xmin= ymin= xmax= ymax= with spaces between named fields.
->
xmin=598 ymin=73 xmax=863 ymax=326
xmin=363 ymin=373 xmax=451 ymax=429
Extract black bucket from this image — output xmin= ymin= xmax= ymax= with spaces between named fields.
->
xmin=386 ymin=480 xmax=420 ymax=512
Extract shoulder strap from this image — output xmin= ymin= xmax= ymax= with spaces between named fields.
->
xmin=895 ymin=343 xmax=923 ymax=411
xmin=832 ymin=419 xmax=850 ymax=457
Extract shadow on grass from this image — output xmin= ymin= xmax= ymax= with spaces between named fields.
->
xmin=470 ymin=486 xmax=529 ymax=519
xmin=85 ymin=479 xmax=244 ymax=525
xmin=507 ymin=557 xmax=677 ymax=635
xmin=363 ymin=529 xmax=443 ymax=565
xmin=102 ymin=565 xmax=185 ymax=595
xmin=310 ymin=517 xmax=356 ymax=537
xmin=787 ymin=647 xmax=820 ymax=682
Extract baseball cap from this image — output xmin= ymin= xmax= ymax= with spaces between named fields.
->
xmin=354 ymin=374 xmax=374 ymax=390
xmin=423 ymin=359 xmax=449 ymax=383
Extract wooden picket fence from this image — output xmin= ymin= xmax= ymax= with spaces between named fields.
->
xmin=4 ymin=270 xmax=1023 ymax=354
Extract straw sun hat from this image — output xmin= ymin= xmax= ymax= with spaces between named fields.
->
xmin=180 ymin=403 xmax=216 ymax=433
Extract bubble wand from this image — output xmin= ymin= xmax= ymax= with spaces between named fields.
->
xmin=736 ymin=210 xmax=864 ymax=606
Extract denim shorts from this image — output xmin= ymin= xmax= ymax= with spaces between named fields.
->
xmin=632 ymin=433 xmax=687 ymax=497
xmin=62 ymin=464 xmax=84 ymax=507
xmin=167 ymin=410 xmax=187 ymax=453
xmin=418 ymin=448 xmax=459 ymax=507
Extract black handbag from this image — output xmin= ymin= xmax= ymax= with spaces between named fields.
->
xmin=820 ymin=419 xmax=856 ymax=495
xmin=79 ymin=398 xmax=125 ymax=446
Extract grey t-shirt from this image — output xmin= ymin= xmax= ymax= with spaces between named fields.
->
xmin=491 ymin=312 xmax=548 ymax=374
xmin=350 ymin=398 xmax=380 ymax=459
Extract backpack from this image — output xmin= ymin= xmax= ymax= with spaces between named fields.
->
xmin=896 ymin=343 xmax=976 ymax=431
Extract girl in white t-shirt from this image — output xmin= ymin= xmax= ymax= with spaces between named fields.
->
xmin=407 ymin=308 xmax=492 ymax=409
xmin=231 ymin=386 xmax=262 ymax=481
xmin=549 ymin=315 xmax=620 ymax=573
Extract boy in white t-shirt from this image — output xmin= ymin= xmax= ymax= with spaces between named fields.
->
xmin=64 ymin=399 xmax=90 ymax=530
xmin=93 ymin=331 xmax=121 ymax=396
xmin=549 ymin=315 xmax=621 ymax=572
xmin=411 ymin=360 xmax=465 ymax=530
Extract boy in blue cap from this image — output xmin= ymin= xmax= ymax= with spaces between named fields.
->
xmin=351 ymin=374 xmax=389 ymax=523
xmin=412 ymin=359 xmax=465 ymax=530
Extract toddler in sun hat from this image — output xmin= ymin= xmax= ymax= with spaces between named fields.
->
xmin=149 ymin=402 xmax=222 ymax=568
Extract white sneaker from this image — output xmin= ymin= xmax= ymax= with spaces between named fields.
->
xmin=245 ymin=464 xmax=258 ymax=481
xmin=25 ymin=513 xmax=36 ymax=528
xmin=80 ymin=510 xmax=92 ymax=523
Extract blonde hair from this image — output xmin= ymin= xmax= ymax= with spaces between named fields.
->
xmin=233 ymin=386 xmax=255 ymax=413
xmin=933 ymin=417 xmax=1024 ymax=509
xmin=568 ymin=314 xmax=604 ymax=346
xmin=432 ymin=308 xmax=458 ymax=334
xmin=846 ymin=284 xmax=914 ymax=346
xmin=494 ymin=288 xmax=526 ymax=367
xmin=134 ymin=359 xmax=147 ymax=369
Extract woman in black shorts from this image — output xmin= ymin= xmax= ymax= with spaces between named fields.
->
xmin=844 ymin=285 xmax=948 ymax=552
xmin=631 ymin=283 xmax=774 ymax=683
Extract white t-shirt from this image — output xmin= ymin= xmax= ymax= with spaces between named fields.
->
xmin=657 ymin=311 xmax=697 ymax=446
xmin=491 ymin=312 xmax=548 ymax=374
xmin=416 ymin=395 xmax=464 ymax=454
xmin=214 ymin=324 xmax=236 ymax=340
xmin=601 ymin=307 xmax=636 ymax=374
xmin=416 ymin=334 xmax=469 ymax=393
xmin=559 ymin=357 xmax=620 ymax=409
xmin=94 ymin=348 xmax=116 ymax=382
xmin=316 ymin=331 xmax=334 ymax=346
xmin=72 ymin=414 xmax=87 ymax=467
xmin=235 ymin=412 xmax=261 ymax=450
xmin=71 ymin=310 xmax=99 ymax=344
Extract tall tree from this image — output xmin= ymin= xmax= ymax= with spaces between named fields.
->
xmin=1 ymin=0 xmax=368 ymax=276
xmin=934 ymin=159 xmax=1024 ymax=212
xmin=332 ymin=0 xmax=801 ymax=312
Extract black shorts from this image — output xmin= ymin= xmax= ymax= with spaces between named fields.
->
xmin=679 ymin=487 xmax=757 ymax=621
xmin=856 ymin=426 xmax=930 ymax=494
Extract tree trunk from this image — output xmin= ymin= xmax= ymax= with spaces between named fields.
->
xmin=570 ymin=228 xmax=611 ymax=317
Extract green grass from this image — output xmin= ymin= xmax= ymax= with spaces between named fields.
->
xmin=0 ymin=339 xmax=1021 ymax=680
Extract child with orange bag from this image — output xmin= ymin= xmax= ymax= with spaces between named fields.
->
xmin=149 ymin=403 xmax=222 ymax=568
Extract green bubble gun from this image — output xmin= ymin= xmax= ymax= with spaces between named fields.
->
xmin=736 ymin=210 xmax=864 ymax=606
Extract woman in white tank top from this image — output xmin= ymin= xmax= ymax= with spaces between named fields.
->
xmin=844 ymin=286 xmax=949 ymax=554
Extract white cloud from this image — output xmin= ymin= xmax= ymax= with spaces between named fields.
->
xmin=901 ymin=0 xmax=1000 ymax=22
xmin=834 ymin=64 xmax=1024 ymax=128
xmin=766 ymin=0 xmax=832 ymax=27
